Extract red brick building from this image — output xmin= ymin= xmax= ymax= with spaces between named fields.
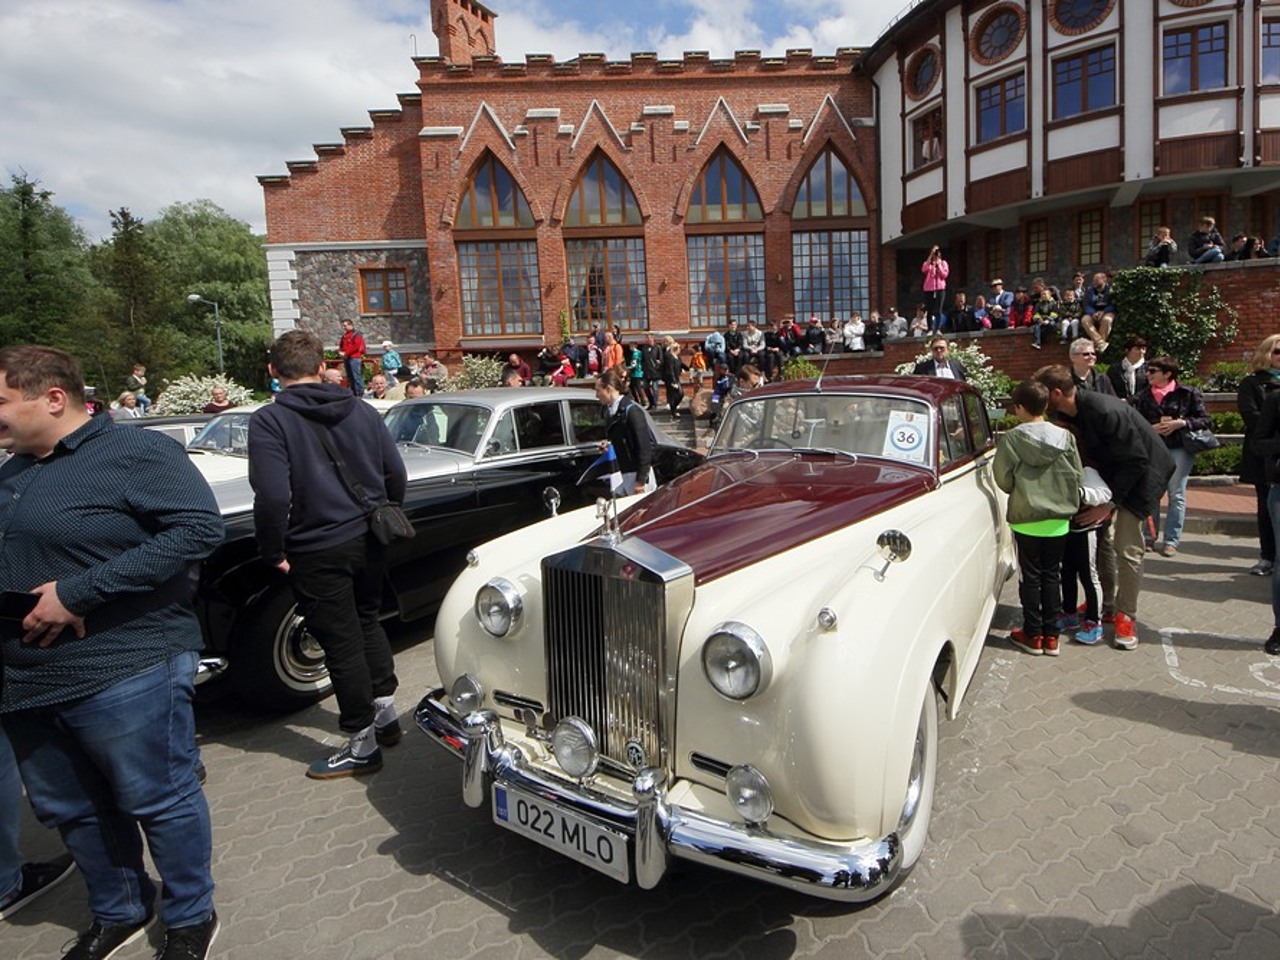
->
xmin=260 ymin=0 xmax=880 ymax=361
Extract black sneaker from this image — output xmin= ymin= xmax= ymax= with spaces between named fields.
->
xmin=61 ymin=914 xmax=153 ymax=960
xmin=374 ymin=718 xmax=403 ymax=747
xmin=155 ymin=911 xmax=219 ymax=960
xmin=306 ymin=744 xmax=383 ymax=780
xmin=1266 ymin=628 xmax=1280 ymax=657
xmin=0 ymin=853 xmax=76 ymax=920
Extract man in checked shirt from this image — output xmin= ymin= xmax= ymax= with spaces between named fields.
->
xmin=0 ymin=345 xmax=224 ymax=960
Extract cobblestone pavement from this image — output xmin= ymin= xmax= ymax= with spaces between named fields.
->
xmin=3 ymin=533 xmax=1278 ymax=959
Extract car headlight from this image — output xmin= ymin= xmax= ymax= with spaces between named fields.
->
xmin=450 ymin=674 xmax=484 ymax=713
xmin=551 ymin=717 xmax=599 ymax=779
xmin=701 ymin=622 xmax=772 ymax=700
xmin=725 ymin=764 xmax=774 ymax=824
xmin=474 ymin=578 xmax=522 ymax=637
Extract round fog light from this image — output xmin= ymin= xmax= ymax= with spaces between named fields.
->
xmin=450 ymin=674 xmax=484 ymax=714
xmin=725 ymin=764 xmax=774 ymax=825
xmin=551 ymin=717 xmax=599 ymax=779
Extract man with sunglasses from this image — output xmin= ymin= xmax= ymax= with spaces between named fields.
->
xmin=912 ymin=336 xmax=968 ymax=381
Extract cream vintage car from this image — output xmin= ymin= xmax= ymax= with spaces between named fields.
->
xmin=416 ymin=375 xmax=1014 ymax=900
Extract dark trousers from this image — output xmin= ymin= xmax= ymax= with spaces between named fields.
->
xmin=665 ymin=380 xmax=682 ymax=415
xmin=643 ymin=377 xmax=659 ymax=409
xmin=1014 ymin=531 xmax=1067 ymax=637
xmin=288 ymin=533 xmax=397 ymax=733
xmin=1061 ymin=528 xmax=1101 ymax=621
xmin=1256 ymin=482 xmax=1276 ymax=562
xmin=924 ymin=290 xmax=946 ymax=331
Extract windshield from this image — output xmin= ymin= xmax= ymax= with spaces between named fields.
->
xmin=382 ymin=402 xmax=492 ymax=456
xmin=711 ymin=393 xmax=933 ymax=467
xmin=188 ymin=412 xmax=252 ymax=456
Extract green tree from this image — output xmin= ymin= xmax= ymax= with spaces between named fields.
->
xmin=1109 ymin=267 xmax=1237 ymax=374
xmin=149 ymin=200 xmax=272 ymax=387
xmin=0 ymin=174 xmax=97 ymax=346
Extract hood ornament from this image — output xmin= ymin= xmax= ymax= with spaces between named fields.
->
xmin=597 ymin=496 xmax=623 ymax=542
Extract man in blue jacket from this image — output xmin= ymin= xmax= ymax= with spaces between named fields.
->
xmin=249 ymin=331 xmax=408 ymax=779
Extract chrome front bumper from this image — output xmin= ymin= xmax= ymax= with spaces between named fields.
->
xmin=415 ymin=688 xmax=902 ymax=902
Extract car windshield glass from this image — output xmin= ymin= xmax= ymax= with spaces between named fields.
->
xmin=383 ymin=402 xmax=491 ymax=455
xmin=188 ymin=413 xmax=252 ymax=456
xmin=711 ymin=393 xmax=933 ymax=466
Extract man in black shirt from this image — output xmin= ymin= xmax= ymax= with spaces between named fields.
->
xmin=248 ymin=331 xmax=407 ymax=781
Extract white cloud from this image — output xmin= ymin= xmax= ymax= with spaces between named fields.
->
xmin=0 ymin=0 xmax=899 ymax=242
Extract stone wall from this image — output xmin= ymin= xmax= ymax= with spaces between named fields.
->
xmin=294 ymin=246 xmax=432 ymax=349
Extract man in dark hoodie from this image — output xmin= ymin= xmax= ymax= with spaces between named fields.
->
xmin=1034 ymin=365 xmax=1175 ymax=651
xmin=248 ymin=331 xmax=408 ymax=779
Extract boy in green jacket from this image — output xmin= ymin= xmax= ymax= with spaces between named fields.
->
xmin=995 ymin=380 xmax=1084 ymax=656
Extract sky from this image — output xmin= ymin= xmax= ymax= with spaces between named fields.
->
xmin=0 ymin=0 xmax=907 ymax=243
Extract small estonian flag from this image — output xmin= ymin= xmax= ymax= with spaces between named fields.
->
xmin=579 ymin=444 xmax=625 ymax=496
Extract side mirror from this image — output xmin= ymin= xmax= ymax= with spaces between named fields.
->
xmin=874 ymin=530 xmax=912 ymax=582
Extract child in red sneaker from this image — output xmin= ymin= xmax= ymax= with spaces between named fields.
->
xmin=995 ymin=381 xmax=1084 ymax=657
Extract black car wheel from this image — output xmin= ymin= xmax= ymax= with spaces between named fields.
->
xmin=230 ymin=586 xmax=333 ymax=711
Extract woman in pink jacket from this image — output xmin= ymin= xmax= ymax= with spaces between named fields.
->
xmin=921 ymin=245 xmax=949 ymax=333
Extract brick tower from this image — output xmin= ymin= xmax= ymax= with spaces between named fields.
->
xmin=431 ymin=0 xmax=497 ymax=65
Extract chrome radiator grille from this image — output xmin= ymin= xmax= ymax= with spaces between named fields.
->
xmin=543 ymin=544 xmax=670 ymax=770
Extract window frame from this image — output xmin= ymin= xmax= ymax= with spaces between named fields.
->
xmin=1075 ymin=208 xmax=1106 ymax=267
xmin=1025 ymin=219 xmax=1049 ymax=275
xmin=910 ymin=107 xmax=944 ymax=171
xmin=975 ymin=71 xmax=1027 ymax=144
xmin=357 ymin=266 xmax=409 ymax=315
xmin=685 ymin=148 xmax=764 ymax=224
xmin=1162 ymin=21 xmax=1230 ymax=96
xmin=686 ymin=232 xmax=766 ymax=330
xmin=1051 ymin=43 xmax=1117 ymax=119
xmin=455 ymin=239 xmax=543 ymax=338
xmin=1262 ymin=18 xmax=1280 ymax=85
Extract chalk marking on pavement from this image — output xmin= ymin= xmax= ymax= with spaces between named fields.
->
xmin=1159 ymin=627 xmax=1280 ymax=702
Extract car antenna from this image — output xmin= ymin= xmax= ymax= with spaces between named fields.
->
xmin=814 ymin=327 xmax=840 ymax=394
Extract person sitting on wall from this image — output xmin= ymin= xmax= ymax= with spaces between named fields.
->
xmin=1082 ymin=272 xmax=1115 ymax=354
xmin=1189 ymin=216 xmax=1226 ymax=264
xmin=1143 ymin=226 xmax=1178 ymax=267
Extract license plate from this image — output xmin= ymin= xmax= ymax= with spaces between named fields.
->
xmin=492 ymin=783 xmax=629 ymax=883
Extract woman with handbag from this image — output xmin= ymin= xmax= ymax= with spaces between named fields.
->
xmin=1237 ymin=334 xmax=1280 ymax=576
xmin=1133 ymin=356 xmax=1212 ymax=557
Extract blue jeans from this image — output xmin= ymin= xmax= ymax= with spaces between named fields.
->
xmin=1155 ymin=445 xmax=1194 ymax=547
xmin=2 ymin=652 xmax=212 ymax=927
xmin=0 ymin=728 xmax=22 ymax=903
xmin=1194 ymin=247 xmax=1224 ymax=264
xmin=343 ymin=357 xmax=365 ymax=396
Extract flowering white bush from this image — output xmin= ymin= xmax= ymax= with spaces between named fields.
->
xmin=440 ymin=354 xmax=503 ymax=391
xmin=153 ymin=375 xmax=255 ymax=415
xmin=894 ymin=341 xmax=1013 ymax=401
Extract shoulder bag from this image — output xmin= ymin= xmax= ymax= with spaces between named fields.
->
xmin=1182 ymin=426 xmax=1221 ymax=454
xmin=306 ymin=420 xmax=416 ymax=545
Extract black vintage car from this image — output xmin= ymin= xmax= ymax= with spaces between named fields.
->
xmin=187 ymin=388 xmax=702 ymax=711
